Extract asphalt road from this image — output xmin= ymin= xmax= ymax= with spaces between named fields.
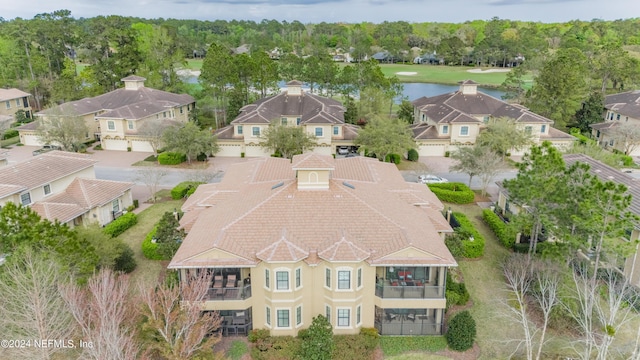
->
xmin=94 ymin=166 xmax=224 ymax=186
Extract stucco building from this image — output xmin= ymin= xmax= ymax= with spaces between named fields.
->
xmin=411 ymin=80 xmax=575 ymax=156
xmin=214 ymin=81 xmax=359 ymax=157
xmin=590 ymin=90 xmax=640 ymax=155
xmin=18 ymin=76 xmax=194 ymax=152
xmin=169 ymin=153 xmax=456 ymax=336
xmin=0 ymin=151 xmax=133 ymax=227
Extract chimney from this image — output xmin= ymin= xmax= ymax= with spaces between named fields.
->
xmin=286 ymin=80 xmax=303 ymax=96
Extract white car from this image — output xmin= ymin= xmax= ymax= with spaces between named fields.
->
xmin=338 ymin=147 xmax=349 ymax=155
xmin=418 ymin=175 xmax=448 ymax=184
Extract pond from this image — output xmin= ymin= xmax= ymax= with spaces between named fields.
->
xmin=183 ymin=75 xmax=505 ymax=101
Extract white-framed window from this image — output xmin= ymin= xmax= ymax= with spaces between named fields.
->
xmin=296 ymin=117 xmax=301 ymax=125
xmin=337 ymin=270 xmax=351 ymax=290
xmin=609 ymin=139 xmax=614 ymax=146
xmin=617 ymin=114 xmax=621 ymax=120
xmin=357 ymin=268 xmax=362 ymax=289
xmin=541 ymin=125 xmax=546 ymax=133
xmin=252 ymin=127 xmax=260 ymax=136
xmin=112 ymin=199 xmax=120 ymax=213
xmin=524 ymin=126 xmax=532 ymax=135
xmin=180 ymin=106 xmax=183 ymax=114
xmin=43 ymin=184 xmax=51 ymax=196
xmin=459 ymin=126 xmax=469 ymax=136
xmin=421 ymin=114 xmax=425 ymax=122
xmin=325 ymin=305 xmax=331 ymax=324
xmin=265 ymin=269 xmax=270 ymax=289
xmin=277 ymin=309 xmax=290 ymax=328
xmin=276 ymin=270 xmax=289 ymax=291
xmin=337 ymin=308 xmax=350 ymax=327
xmin=296 ymin=305 xmax=302 ymax=327
xmin=5 ymin=101 xmax=10 ymax=109
xmin=281 ymin=117 xmax=287 ymax=125
xmin=127 ymin=120 xmax=134 ymax=130
xmin=107 ymin=120 xmax=115 ymax=131
xmin=325 ymin=268 xmax=331 ymax=288
xmin=237 ymin=125 xmax=243 ymax=135
xmin=295 ymin=267 xmax=302 ymax=289
xmin=442 ymin=125 xmax=449 ymax=134
xmin=20 ymin=192 xmax=31 ymax=206
xmin=483 ymin=116 xmax=489 ymax=124
xmin=315 ymin=127 xmax=323 ymax=137
xmin=16 ymin=99 xmax=21 ymax=107
xmin=266 ymin=307 xmax=271 ymax=327
xmin=333 ymin=126 xmax=339 ymax=135
xmin=356 ymin=305 xmax=362 ymax=326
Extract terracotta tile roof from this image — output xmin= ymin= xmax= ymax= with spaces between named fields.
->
xmin=256 ymin=232 xmax=309 ymax=262
xmin=318 ymin=234 xmax=370 ymax=262
xmin=0 ymin=184 xmax=25 ymax=198
xmin=169 ymin=156 xmax=456 ymax=269
xmin=0 ymin=151 xmax=96 ymax=190
xmin=231 ymin=88 xmax=345 ymax=125
xmin=30 ymin=178 xmax=133 ymax=223
xmin=0 ymin=88 xmax=30 ymax=101
xmin=292 ymin=153 xmax=335 ymax=170
xmin=30 ymin=202 xmax=86 ymax=223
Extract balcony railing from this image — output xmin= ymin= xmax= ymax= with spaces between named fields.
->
xmin=375 ymin=318 xmax=443 ymax=335
xmin=206 ymin=285 xmax=252 ymax=301
xmin=375 ymin=283 xmax=444 ymax=299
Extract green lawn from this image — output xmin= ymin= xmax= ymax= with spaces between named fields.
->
xmin=117 ymin=198 xmax=183 ymax=287
xmin=378 ymin=64 xmax=529 ymax=87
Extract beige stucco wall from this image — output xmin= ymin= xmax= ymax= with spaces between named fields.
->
xmin=0 ymin=96 xmax=32 ymax=119
xmin=193 ymin=259 xmax=448 ymax=337
xmin=450 ymin=123 xmax=480 ymax=144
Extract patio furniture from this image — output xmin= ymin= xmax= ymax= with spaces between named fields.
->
xmin=225 ymin=274 xmax=237 ymax=288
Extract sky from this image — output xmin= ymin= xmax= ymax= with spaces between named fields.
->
xmin=2 ymin=0 xmax=638 ymax=23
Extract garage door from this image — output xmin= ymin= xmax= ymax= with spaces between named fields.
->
xmin=216 ymin=143 xmax=243 ymax=157
xmin=20 ymin=133 xmax=44 ymax=146
xmin=245 ymin=144 xmax=271 ymax=157
xmin=313 ymin=146 xmax=332 ymax=156
xmin=103 ymin=138 xmax=128 ymax=151
xmin=418 ymin=144 xmax=446 ymax=157
xmin=131 ymin=140 xmax=153 ymax=152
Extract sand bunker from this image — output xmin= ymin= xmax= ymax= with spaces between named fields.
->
xmin=466 ymin=68 xmax=510 ymax=73
xmin=396 ymin=72 xmax=418 ymax=76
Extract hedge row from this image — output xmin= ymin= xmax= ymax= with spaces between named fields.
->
xmin=158 ymin=151 xmax=186 ymax=165
xmin=171 ymin=181 xmax=204 ymax=200
xmin=452 ymin=211 xmax=485 ymax=258
xmin=407 ymin=148 xmax=419 ymax=162
xmin=446 ymin=273 xmax=470 ymax=309
xmin=428 ymin=183 xmax=475 ymax=204
xmin=384 ymin=153 xmax=401 ymax=164
xmin=142 ymin=226 xmax=164 ymax=260
xmin=482 ymin=209 xmax=516 ymax=249
xmin=2 ymin=129 xmax=18 ymax=139
xmin=103 ymin=212 xmax=137 ymax=238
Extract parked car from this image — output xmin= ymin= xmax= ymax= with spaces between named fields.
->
xmin=338 ymin=146 xmax=349 ymax=155
xmin=418 ymin=174 xmax=448 ymax=184
xmin=32 ymin=144 xmax=60 ymax=156
xmin=345 ymin=153 xmax=358 ymax=158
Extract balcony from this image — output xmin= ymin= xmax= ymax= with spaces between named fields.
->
xmin=206 ymin=284 xmax=252 ymax=301
xmin=375 ymin=283 xmax=444 ymax=299
xmin=374 ymin=307 xmax=443 ymax=335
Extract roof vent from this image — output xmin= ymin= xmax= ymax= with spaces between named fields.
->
xmin=342 ymin=181 xmax=355 ymax=189
xmin=271 ymin=182 xmax=284 ymax=190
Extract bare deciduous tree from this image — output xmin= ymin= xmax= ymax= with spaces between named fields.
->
xmin=35 ymin=106 xmax=89 ymax=152
xmin=136 ymin=167 xmax=168 ymax=203
xmin=0 ymin=250 xmax=74 ymax=360
xmin=62 ymin=269 xmax=140 ymax=360
xmin=530 ymin=259 xmax=561 ymax=360
xmin=139 ymin=271 xmax=222 ymax=360
xmin=137 ymin=119 xmax=176 ymax=159
xmin=609 ymin=122 xmax=640 ymax=155
xmin=502 ymin=254 xmax=536 ymax=360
